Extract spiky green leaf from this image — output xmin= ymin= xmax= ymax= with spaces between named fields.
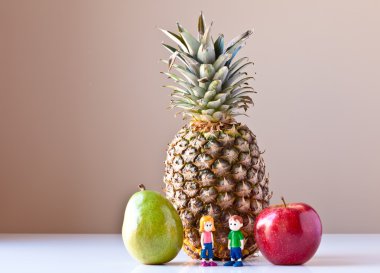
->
xmin=203 ymin=90 xmax=216 ymax=102
xmin=213 ymin=66 xmax=229 ymax=83
xmin=225 ymin=72 xmax=247 ymax=86
xmin=214 ymin=34 xmax=224 ymax=58
xmin=225 ymin=45 xmax=242 ymax=67
xmin=227 ymin=61 xmax=254 ymax=80
xmin=225 ymin=30 xmax=253 ymax=52
xmin=161 ymin=60 xmax=198 ymax=86
xmin=212 ymin=111 xmax=224 ymax=120
xmin=198 ymin=12 xmax=205 ymax=39
xmin=218 ymin=105 xmax=230 ymax=111
xmin=207 ymin=80 xmax=222 ymax=93
xmin=160 ymin=28 xmax=189 ymax=53
xmin=197 ymin=23 xmax=215 ymax=64
xmin=207 ymin=98 xmax=223 ymax=109
xmin=177 ymin=23 xmax=200 ymax=57
xmin=200 ymin=64 xmax=215 ymax=80
xmin=232 ymin=76 xmax=254 ymax=88
xmin=163 ymin=85 xmax=190 ymax=95
xmin=168 ymin=51 xmax=179 ymax=71
xmin=229 ymin=57 xmax=249 ymax=72
xmin=201 ymin=109 xmax=215 ymax=115
xmin=213 ymin=52 xmax=232 ymax=71
xmin=191 ymin=86 xmax=206 ymax=98
xmin=162 ymin=43 xmax=199 ymax=75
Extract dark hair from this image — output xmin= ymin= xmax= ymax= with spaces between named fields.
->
xmin=229 ymin=215 xmax=243 ymax=224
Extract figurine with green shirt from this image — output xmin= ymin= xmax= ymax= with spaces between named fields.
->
xmin=224 ymin=215 xmax=245 ymax=267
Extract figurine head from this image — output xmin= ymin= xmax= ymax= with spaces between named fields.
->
xmin=199 ymin=215 xmax=216 ymax=232
xmin=229 ymin=215 xmax=243 ymax=231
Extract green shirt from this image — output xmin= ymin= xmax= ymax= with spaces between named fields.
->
xmin=228 ymin=230 xmax=244 ymax=247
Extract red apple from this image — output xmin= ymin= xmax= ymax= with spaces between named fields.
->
xmin=254 ymin=197 xmax=322 ymax=265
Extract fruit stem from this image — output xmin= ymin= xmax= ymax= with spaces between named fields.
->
xmin=138 ymin=184 xmax=146 ymax=191
xmin=281 ymin=196 xmax=287 ymax=208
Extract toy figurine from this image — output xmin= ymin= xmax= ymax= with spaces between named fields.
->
xmin=199 ymin=215 xmax=217 ymax=266
xmin=224 ymin=215 xmax=244 ymax=267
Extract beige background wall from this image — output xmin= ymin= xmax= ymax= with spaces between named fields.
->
xmin=1 ymin=0 xmax=379 ymax=233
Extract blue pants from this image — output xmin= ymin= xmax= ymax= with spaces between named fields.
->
xmin=230 ymin=247 xmax=242 ymax=260
xmin=201 ymin=243 xmax=214 ymax=259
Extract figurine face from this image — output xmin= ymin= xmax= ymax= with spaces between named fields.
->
xmin=204 ymin=221 xmax=214 ymax=232
xmin=229 ymin=219 xmax=243 ymax=231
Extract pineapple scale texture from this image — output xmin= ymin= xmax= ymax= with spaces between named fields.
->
xmin=164 ymin=122 xmax=271 ymax=260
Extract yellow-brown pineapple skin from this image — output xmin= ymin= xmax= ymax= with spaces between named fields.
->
xmin=164 ymin=122 xmax=271 ymax=260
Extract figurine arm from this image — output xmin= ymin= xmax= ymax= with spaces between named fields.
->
xmin=200 ymin=232 xmax=204 ymax=249
xmin=227 ymin=239 xmax=231 ymax=249
xmin=240 ymin=239 xmax=244 ymax=250
xmin=211 ymin=232 xmax=214 ymax=248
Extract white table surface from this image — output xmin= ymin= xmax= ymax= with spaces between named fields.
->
xmin=0 ymin=234 xmax=379 ymax=273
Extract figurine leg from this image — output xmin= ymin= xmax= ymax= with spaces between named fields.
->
xmin=223 ymin=248 xmax=235 ymax=266
xmin=232 ymin=248 xmax=243 ymax=267
xmin=207 ymin=245 xmax=217 ymax=266
xmin=201 ymin=243 xmax=213 ymax=266
xmin=223 ymin=260 xmax=235 ymax=266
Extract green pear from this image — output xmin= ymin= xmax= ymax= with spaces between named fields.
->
xmin=122 ymin=184 xmax=183 ymax=264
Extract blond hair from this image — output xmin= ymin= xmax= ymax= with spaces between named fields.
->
xmin=199 ymin=215 xmax=215 ymax=232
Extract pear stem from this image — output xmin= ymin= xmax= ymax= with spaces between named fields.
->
xmin=281 ymin=196 xmax=287 ymax=208
xmin=138 ymin=184 xmax=146 ymax=191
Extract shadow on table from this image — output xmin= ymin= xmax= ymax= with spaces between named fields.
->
xmin=130 ymin=260 xmax=255 ymax=273
xmin=305 ymin=254 xmax=380 ymax=267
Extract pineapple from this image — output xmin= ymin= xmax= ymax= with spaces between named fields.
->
xmin=161 ymin=13 xmax=272 ymax=260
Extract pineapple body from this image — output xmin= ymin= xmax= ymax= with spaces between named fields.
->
xmin=164 ymin=122 xmax=271 ymax=260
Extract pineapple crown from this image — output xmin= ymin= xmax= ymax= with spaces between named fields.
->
xmin=160 ymin=12 xmax=256 ymax=123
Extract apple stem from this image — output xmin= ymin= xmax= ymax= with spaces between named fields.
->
xmin=138 ymin=184 xmax=146 ymax=191
xmin=281 ymin=196 xmax=287 ymax=208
